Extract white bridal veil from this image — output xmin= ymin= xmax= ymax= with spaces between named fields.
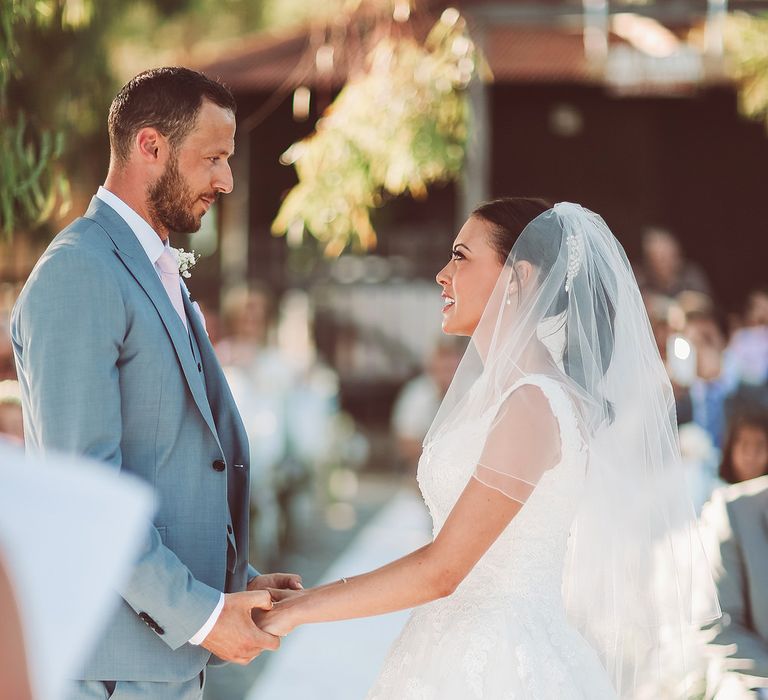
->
xmin=424 ymin=202 xmax=721 ymax=697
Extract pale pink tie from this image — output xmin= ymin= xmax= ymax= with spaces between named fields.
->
xmin=156 ymin=248 xmax=187 ymax=329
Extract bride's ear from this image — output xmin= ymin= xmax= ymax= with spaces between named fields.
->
xmin=508 ymin=261 xmax=534 ymax=297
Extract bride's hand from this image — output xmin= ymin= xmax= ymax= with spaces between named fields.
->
xmin=252 ymin=602 xmax=298 ymax=638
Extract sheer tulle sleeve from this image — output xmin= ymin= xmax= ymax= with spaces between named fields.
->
xmin=474 ymin=381 xmax=563 ymax=504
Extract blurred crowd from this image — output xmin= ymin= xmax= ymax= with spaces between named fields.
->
xmin=636 ymin=227 xmax=768 ymax=698
xmin=2 ymin=223 xmax=768 ymax=697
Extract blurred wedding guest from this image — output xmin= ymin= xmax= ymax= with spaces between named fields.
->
xmin=216 ymin=284 xmax=295 ymax=390
xmin=745 ymin=288 xmax=768 ymax=328
xmin=215 ymin=285 xmax=294 ymax=564
xmin=719 ymin=413 xmax=768 ymax=485
xmin=635 ymin=226 xmax=711 ymax=298
xmin=216 ymin=285 xmax=344 ymax=564
xmin=216 ymin=284 xmax=297 ymax=466
xmin=391 ymin=337 xmax=465 ymax=470
xmin=701 ymin=476 xmax=768 ymax=698
xmin=683 ymin=309 xmax=737 ymax=448
xmin=0 ymin=442 xmax=153 ymax=700
xmin=0 ymin=379 xmax=23 ymax=444
xmin=726 ymin=289 xmax=768 ymax=388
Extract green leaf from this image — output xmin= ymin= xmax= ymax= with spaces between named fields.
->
xmin=272 ymin=12 xmax=478 ymax=256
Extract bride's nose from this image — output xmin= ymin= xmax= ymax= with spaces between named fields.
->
xmin=436 ymin=262 xmax=451 ymax=287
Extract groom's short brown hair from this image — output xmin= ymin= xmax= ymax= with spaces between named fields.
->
xmin=108 ymin=67 xmax=236 ymax=165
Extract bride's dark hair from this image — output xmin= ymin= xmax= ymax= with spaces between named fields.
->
xmin=472 ymin=197 xmax=616 ymax=420
xmin=472 ymin=197 xmax=552 ymax=263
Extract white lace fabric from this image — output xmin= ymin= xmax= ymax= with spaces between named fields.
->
xmin=367 ymin=375 xmax=617 ymax=700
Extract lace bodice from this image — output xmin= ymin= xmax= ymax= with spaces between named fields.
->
xmin=367 ymin=375 xmax=617 ymax=700
xmin=417 ymin=375 xmax=587 ymax=606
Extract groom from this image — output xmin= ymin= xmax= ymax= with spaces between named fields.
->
xmin=11 ymin=67 xmax=301 ymax=699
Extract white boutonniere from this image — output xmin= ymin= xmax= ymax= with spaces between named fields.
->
xmin=174 ymin=248 xmax=200 ymax=278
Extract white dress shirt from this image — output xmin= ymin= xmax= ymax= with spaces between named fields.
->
xmin=95 ymin=186 xmax=224 ymax=645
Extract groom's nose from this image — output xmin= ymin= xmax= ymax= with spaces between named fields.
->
xmin=213 ymin=162 xmax=234 ymax=195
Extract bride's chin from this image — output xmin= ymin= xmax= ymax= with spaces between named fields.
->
xmin=441 ymin=319 xmax=470 ymax=337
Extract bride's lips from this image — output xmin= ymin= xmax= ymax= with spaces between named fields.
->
xmin=441 ymin=293 xmax=455 ymax=314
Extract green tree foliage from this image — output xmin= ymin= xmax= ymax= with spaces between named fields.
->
xmin=0 ymin=0 xmax=94 ymax=239
xmin=1 ymin=0 xmax=271 ymax=241
xmin=272 ymin=9 xmax=478 ymax=257
xmin=725 ymin=13 xmax=768 ymax=129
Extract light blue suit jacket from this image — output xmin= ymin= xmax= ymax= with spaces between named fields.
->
xmin=11 ymin=197 xmax=257 ymax=682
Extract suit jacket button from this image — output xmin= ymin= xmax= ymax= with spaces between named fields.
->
xmin=227 ymin=524 xmax=233 ymax=534
xmin=212 ymin=459 xmax=226 ymax=472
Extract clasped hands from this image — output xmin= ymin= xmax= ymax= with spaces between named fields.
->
xmin=200 ymin=572 xmax=303 ymax=665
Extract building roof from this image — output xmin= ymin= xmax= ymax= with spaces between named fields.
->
xmin=199 ymin=6 xmax=726 ymax=95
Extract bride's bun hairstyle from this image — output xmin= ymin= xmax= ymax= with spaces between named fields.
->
xmin=471 ymin=197 xmax=617 ymax=422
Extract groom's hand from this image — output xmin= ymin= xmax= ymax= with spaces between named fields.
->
xmin=247 ymin=572 xmax=303 ymax=592
xmin=200 ymin=590 xmax=279 ymax=665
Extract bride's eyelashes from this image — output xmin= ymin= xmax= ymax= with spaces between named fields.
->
xmin=451 ymin=248 xmax=465 ymax=261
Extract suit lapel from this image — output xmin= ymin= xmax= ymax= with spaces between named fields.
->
xmin=184 ymin=290 xmax=248 ymax=457
xmin=185 ymin=293 xmax=251 ymax=551
xmin=84 ymin=197 xmax=222 ymax=451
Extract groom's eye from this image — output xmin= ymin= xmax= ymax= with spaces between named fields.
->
xmin=208 ymin=156 xmax=220 ymax=164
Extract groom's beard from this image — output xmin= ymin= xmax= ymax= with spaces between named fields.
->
xmin=147 ymin=154 xmax=207 ymax=235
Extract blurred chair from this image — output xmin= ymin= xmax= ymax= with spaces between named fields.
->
xmin=701 ymin=477 xmax=768 ymax=698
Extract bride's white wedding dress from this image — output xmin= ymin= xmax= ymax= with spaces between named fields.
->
xmin=367 ymin=375 xmax=617 ymax=699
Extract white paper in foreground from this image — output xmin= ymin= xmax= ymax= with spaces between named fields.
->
xmin=0 ymin=442 xmax=155 ymax=700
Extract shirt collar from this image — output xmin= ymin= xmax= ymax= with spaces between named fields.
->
xmin=96 ymin=186 xmax=166 ymax=265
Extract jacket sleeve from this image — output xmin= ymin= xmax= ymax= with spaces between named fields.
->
xmin=13 ymin=245 xmax=220 ymax=650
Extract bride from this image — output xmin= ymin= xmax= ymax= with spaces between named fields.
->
xmin=255 ymin=198 xmax=720 ymax=698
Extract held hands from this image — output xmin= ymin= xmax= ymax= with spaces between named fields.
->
xmin=200 ymin=590 xmax=278 ymax=665
xmin=249 ymin=572 xmax=306 ymax=638
xmin=252 ymin=598 xmax=300 ymax=638
xmin=200 ymin=572 xmax=304 ymax=664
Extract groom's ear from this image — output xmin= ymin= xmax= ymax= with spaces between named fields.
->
xmin=135 ymin=127 xmax=164 ymax=163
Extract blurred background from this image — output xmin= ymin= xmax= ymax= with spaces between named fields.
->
xmin=3 ymin=0 xmax=768 ymax=698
